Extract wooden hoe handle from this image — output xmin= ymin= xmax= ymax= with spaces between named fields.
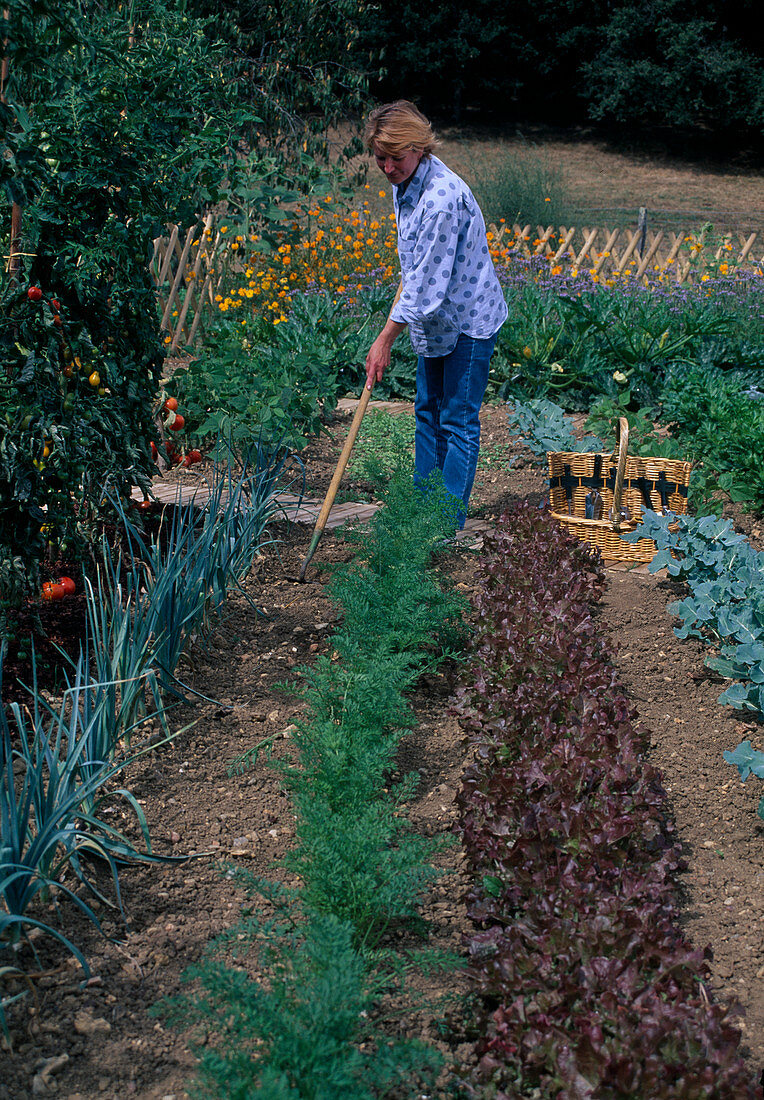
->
xmin=298 ymin=383 xmax=374 ymax=580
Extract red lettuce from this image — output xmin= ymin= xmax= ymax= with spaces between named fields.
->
xmin=454 ymin=502 xmax=757 ymax=1099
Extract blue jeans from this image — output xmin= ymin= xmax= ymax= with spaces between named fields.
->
xmin=414 ymin=332 xmax=497 ymax=529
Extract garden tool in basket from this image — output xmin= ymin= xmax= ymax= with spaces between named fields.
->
xmin=547 ymin=417 xmax=692 ymax=564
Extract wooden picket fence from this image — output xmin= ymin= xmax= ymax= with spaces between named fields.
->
xmin=486 ymin=222 xmax=764 ymax=284
xmin=150 ymin=213 xmax=227 ymax=354
xmin=151 ymin=216 xmax=763 ymax=351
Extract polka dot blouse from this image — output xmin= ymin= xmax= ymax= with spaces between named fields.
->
xmin=388 ymin=155 xmax=508 ymax=357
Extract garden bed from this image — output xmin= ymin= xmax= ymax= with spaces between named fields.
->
xmin=2 ymin=402 xmax=764 ymax=1098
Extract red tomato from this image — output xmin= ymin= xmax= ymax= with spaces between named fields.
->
xmin=50 ymin=298 xmax=61 ymax=311
xmin=186 ymin=448 xmax=202 ymax=464
xmin=59 ymin=576 xmax=76 ymax=596
xmin=150 ymin=441 xmax=159 ymax=459
xmin=169 ymin=413 xmax=185 ymax=431
xmin=42 ymin=582 xmax=66 ymax=601
xmin=137 ymin=499 xmax=153 ymax=512
xmin=27 ymin=286 xmax=43 ymax=302
xmin=164 ymin=396 xmax=178 ymax=412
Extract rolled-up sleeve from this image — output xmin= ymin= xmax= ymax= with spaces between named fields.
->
xmin=390 ymin=208 xmax=459 ymax=325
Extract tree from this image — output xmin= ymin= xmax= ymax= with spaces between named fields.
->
xmin=187 ymin=0 xmax=374 ymax=171
xmin=352 ymin=0 xmax=763 ymax=136
xmin=581 ymin=0 xmax=764 ymax=134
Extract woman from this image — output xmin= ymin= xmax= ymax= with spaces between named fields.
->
xmin=364 ymin=100 xmax=507 ymax=529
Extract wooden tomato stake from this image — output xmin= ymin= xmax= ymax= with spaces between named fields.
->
xmin=298 ymin=382 xmax=374 ymax=582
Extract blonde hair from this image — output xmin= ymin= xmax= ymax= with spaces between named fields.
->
xmin=364 ymin=100 xmax=439 ymax=157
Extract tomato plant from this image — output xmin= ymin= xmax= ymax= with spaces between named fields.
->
xmin=0 ymin=266 xmax=162 ymax=606
xmin=0 ymin=0 xmax=367 ymax=616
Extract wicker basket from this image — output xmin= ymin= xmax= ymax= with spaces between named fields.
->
xmin=548 ymin=417 xmax=692 ymax=563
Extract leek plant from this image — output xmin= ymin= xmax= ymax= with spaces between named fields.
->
xmin=2 ymin=446 xmax=283 ymax=1034
xmin=110 ymin=442 xmax=284 ymax=691
xmin=1 ymin=651 xmax=158 ymax=921
xmin=0 ymin=645 xmax=190 ymax=1032
xmin=0 ymin=650 xmax=165 ymax=1031
xmin=117 ymin=495 xmax=210 ymax=692
xmin=77 ymin=560 xmax=169 ymax=754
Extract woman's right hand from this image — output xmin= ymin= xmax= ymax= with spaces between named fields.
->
xmin=365 ymin=332 xmax=392 ymax=389
xmin=365 ymin=318 xmax=406 ymax=390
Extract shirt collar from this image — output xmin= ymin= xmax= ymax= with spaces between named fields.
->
xmin=394 ymin=154 xmax=433 ymax=211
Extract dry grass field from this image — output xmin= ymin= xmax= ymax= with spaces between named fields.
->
xmin=443 ymin=128 xmax=763 ymax=230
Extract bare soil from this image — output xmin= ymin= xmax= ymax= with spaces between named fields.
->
xmin=3 ymin=403 xmax=764 ymax=1099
